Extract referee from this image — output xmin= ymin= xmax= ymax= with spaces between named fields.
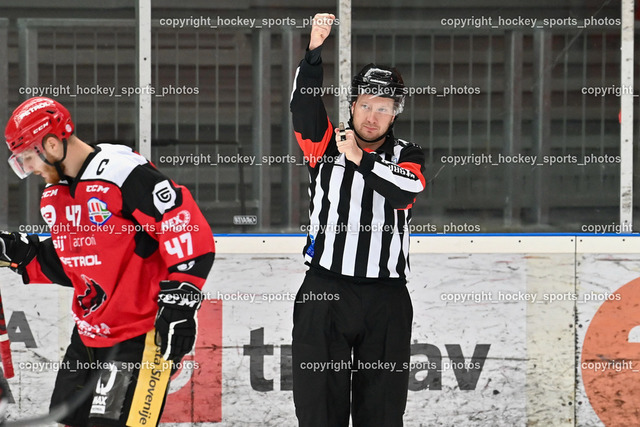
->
xmin=290 ymin=13 xmax=426 ymax=427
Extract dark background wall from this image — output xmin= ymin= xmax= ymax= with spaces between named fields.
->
xmin=0 ymin=0 xmax=637 ymax=234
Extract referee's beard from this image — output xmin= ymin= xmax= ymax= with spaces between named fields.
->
xmin=350 ymin=95 xmax=396 ymax=148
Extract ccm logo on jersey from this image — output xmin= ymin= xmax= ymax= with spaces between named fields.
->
xmin=153 ymin=180 xmax=177 ymax=214
xmin=42 ymin=188 xmax=58 ymax=198
xmin=86 ymin=184 xmax=110 ymax=194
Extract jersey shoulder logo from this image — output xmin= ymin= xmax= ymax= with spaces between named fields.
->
xmin=77 ymin=274 xmax=107 ymax=318
xmin=153 ymin=180 xmax=177 ymax=214
xmin=87 ymin=198 xmax=112 ymax=225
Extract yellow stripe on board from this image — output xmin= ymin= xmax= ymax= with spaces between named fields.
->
xmin=126 ymin=329 xmax=173 ymax=427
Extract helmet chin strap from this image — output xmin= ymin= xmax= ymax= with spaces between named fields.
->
xmin=347 ymin=111 xmax=395 ymax=144
xmin=39 ymin=138 xmax=71 ymax=181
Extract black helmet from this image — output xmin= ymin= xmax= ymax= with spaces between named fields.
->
xmin=351 ymin=63 xmax=406 ymax=114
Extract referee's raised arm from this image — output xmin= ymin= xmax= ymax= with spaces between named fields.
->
xmin=290 ymin=13 xmax=337 ymax=168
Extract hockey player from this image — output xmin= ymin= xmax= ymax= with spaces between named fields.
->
xmin=0 ymin=97 xmax=215 ymax=426
xmin=290 ymin=13 xmax=426 ymax=427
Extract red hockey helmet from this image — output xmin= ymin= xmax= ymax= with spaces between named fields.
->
xmin=5 ymin=97 xmax=74 ymax=178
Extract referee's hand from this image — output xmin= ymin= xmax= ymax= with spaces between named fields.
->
xmin=336 ymin=128 xmax=363 ymax=166
xmin=309 ymin=13 xmax=335 ymax=50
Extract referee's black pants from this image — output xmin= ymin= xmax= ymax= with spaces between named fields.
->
xmin=292 ymin=267 xmax=413 ymax=427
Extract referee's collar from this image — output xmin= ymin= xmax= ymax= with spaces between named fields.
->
xmin=378 ymin=133 xmax=396 ymax=155
xmin=362 ymin=133 xmax=395 ymax=156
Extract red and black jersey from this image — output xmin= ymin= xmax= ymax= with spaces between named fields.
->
xmin=24 ymin=143 xmax=215 ymax=347
xmin=290 ymin=47 xmax=426 ymax=280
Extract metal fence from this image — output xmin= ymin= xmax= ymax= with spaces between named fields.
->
xmin=0 ymin=18 xmax=638 ymax=232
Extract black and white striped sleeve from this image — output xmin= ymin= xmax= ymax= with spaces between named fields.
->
xmin=357 ymin=144 xmax=426 ymax=209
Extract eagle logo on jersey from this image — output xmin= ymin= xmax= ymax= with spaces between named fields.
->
xmin=87 ymin=198 xmax=112 ymax=225
xmin=77 ymin=274 xmax=107 ymax=318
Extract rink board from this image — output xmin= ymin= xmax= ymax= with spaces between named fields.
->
xmin=0 ymin=235 xmax=638 ymax=426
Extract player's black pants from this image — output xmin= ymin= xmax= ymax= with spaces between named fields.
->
xmin=50 ymin=327 xmax=172 ymax=427
xmin=292 ymin=267 xmax=413 ymax=427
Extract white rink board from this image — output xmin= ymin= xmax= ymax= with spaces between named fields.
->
xmin=0 ymin=235 xmax=637 ymax=426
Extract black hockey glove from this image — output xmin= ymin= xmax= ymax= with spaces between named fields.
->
xmin=0 ymin=231 xmax=38 ymax=271
xmin=154 ymin=280 xmax=202 ymax=362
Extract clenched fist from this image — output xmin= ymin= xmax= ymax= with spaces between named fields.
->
xmin=309 ymin=13 xmax=335 ymax=50
xmin=335 ymin=127 xmax=363 ymax=166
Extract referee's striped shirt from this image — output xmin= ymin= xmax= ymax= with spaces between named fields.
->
xmin=290 ymin=46 xmax=426 ymax=280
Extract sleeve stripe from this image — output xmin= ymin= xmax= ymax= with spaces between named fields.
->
xmin=289 ymin=66 xmax=300 ymax=103
xmin=294 ymin=116 xmax=333 ymax=168
xmin=371 ymin=161 xmax=425 ymax=193
xmin=398 ymin=161 xmax=426 ymax=189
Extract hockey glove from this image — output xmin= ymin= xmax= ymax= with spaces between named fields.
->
xmin=154 ymin=280 xmax=202 ymax=362
xmin=0 ymin=231 xmax=38 ymax=270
